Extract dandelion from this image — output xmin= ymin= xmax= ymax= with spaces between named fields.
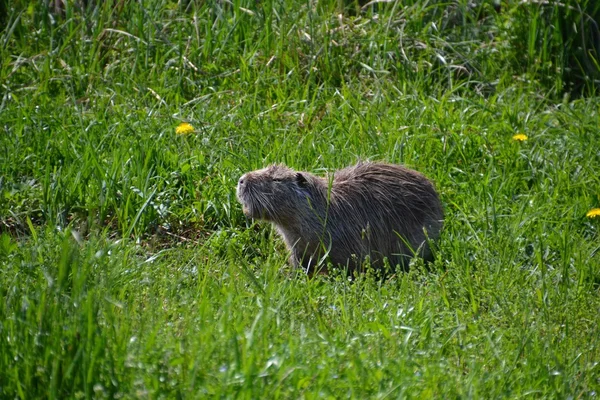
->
xmin=586 ymin=208 xmax=600 ymax=219
xmin=176 ymin=122 xmax=195 ymax=135
xmin=512 ymin=134 xmax=528 ymax=142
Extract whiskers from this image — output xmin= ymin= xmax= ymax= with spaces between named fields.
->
xmin=240 ymin=186 xmax=278 ymax=221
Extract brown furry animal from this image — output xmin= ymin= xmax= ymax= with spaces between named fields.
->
xmin=236 ymin=162 xmax=443 ymax=274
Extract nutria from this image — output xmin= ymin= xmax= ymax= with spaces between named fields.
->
xmin=236 ymin=162 xmax=443 ymax=274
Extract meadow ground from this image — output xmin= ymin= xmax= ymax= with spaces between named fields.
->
xmin=1 ymin=0 xmax=600 ymax=398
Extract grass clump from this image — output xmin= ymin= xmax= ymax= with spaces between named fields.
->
xmin=1 ymin=0 xmax=600 ymax=398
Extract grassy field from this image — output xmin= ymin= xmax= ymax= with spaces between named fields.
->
xmin=1 ymin=0 xmax=600 ymax=398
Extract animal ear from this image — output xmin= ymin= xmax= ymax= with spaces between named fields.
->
xmin=296 ymin=172 xmax=308 ymax=187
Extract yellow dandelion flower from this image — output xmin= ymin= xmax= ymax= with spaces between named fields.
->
xmin=176 ymin=122 xmax=195 ymax=135
xmin=512 ymin=134 xmax=528 ymax=142
xmin=586 ymin=208 xmax=600 ymax=218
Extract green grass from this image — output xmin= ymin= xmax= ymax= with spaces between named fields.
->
xmin=1 ymin=0 xmax=600 ymax=398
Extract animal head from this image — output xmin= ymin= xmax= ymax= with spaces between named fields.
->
xmin=236 ymin=164 xmax=315 ymax=224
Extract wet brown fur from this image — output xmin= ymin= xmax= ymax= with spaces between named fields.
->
xmin=236 ymin=162 xmax=443 ymax=274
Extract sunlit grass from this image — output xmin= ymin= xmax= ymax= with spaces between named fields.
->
xmin=1 ymin=0 xmax=599 ymax=398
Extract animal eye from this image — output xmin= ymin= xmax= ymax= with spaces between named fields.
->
xmin=272 ymin=178 xmax=283 ymax=182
